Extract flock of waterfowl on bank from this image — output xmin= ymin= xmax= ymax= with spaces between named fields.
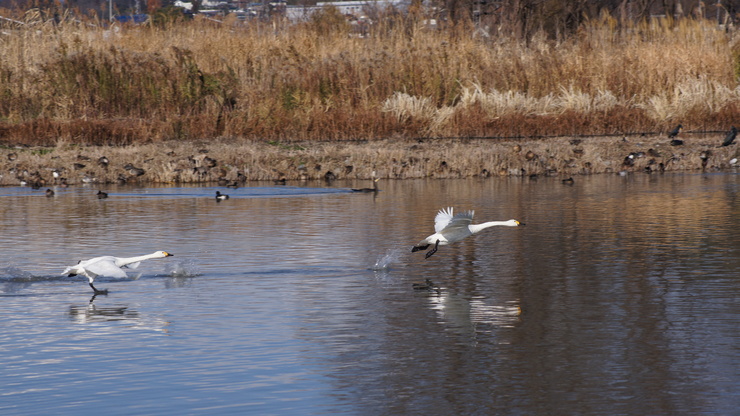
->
xmin=1 ymin=128 xmax=740 ymax=188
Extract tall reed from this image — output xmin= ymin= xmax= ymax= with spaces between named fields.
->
xmin=0 ymin=11 xmax=738 ymax=144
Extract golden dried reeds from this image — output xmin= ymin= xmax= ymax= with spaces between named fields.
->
xmin=0 ymin=12 xmax=739 ymax=144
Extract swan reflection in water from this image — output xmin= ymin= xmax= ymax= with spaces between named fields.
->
xmin=68 ymin=297 xmax=171 ymax=333
xmin=68 ymin=298 xmax=138 ymax=323
xmin=422 ymin=289 xmax=521 ymax=335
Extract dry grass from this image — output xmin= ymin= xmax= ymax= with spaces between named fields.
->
xmin=0 ymin=13 xmax=739 ymax=144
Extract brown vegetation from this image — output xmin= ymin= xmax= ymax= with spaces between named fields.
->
xmin=0 ymin=12 xmax=739 ymax=146
xmin=1 ymin=133 xmax=738 ymax=186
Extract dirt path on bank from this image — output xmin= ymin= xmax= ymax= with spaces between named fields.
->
xmin=1 ymin=135 xmax=738 ymax=187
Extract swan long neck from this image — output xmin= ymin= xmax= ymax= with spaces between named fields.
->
xmin=469 ymin=221 xmax=516 ymax=234
xmin=116 ymin=253 xmax=161 ymax=267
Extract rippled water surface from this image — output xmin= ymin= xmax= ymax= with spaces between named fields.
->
xmin=1 ymin=174 xmax=739 ymax=415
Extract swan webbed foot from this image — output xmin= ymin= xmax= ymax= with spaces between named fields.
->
xmin=424 ymin=240 xmax=440 ymax=259
xmin=89 ymin=283 xmax=109 ymax=295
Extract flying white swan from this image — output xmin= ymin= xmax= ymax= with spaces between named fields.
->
xmin=412 ymin=207 xmax=524 ymax=258
xmin=62 ymin=251 xmax=173 ymax=294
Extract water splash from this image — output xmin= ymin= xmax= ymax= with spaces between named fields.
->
xmin=0 ymin=266 xmax=35 ymax=281
xmin=163 ymin=259 xmax=200 ymax=278
xmin=0 ymin=266 xmax=43 ymax=294
xmin=370 ymin=249 xmax=402 ymax=271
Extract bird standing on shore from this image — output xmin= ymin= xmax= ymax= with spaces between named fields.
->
xmin=668 ymin=124 xmax=683 ymax=138
xmin=668 ymin=124 xmax=684 ymax=146
xmin=62 ymin=251 xmax=174 ymax=294
xmin=412 ymin=207 xmax=525 ymax=259
xmin=721 ymin=126 xmax=737 ymax=147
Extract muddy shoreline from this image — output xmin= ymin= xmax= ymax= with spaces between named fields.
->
xmin=1 ymin=135 xmax=737 ymax=188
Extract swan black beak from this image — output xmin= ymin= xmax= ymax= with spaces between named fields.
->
xmin=517 ymin=221 xmax=526 ymax=226
xmin=164 ymin=252 xmax=174 ymax=257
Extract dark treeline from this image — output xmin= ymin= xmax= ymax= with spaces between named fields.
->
xmin=447 ymin=0 xmax=740 ymax=40
xmin=2 ymin=0 xmax=740 ymax=40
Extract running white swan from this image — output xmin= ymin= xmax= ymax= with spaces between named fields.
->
xmin=62 ymin=251 xmax=174 ymax=294
xmin=412 ymin=207 xmax=524 ymax=258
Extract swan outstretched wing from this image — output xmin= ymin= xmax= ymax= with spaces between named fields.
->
xmin=440 ymin=210 xmax=474 ymax=241
xmin=84 ymin=259 xmax=129 ymax=278
xmin=434 ymin=207 xmax=455 ymax=233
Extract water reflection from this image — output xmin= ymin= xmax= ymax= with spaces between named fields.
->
xmin=67 ymin=296 xmax=171 ymax=333
xmin=68 ymin=298 xmax=139 ymax=323
xmin=428 ymin=292 xmax=521 ymax=333
xmin=0 ymin=176 xmax=739 ymax=415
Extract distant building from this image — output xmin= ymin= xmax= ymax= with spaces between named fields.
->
xmin=286 ymin=0 xmax=405 ymax=21
xmin=171 ymin=0 xmax=404 ymax=21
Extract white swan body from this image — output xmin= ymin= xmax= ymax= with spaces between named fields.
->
xmin=62 ymin=251 xmax=173 ymax=293
xmin=412 ymin=207 xmax=523 ymax=258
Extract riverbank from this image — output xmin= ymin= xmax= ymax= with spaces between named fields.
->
xmin=2 ymin=134 xmax=737 ymax=187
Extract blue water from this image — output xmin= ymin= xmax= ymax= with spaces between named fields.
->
xmin=1 ymin=175 xmax=739 ymax=415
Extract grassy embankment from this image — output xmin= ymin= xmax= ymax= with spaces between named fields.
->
xmin=1 ymin=13 xmax=740 ymax=184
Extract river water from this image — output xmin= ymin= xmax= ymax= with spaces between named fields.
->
xmin=0 ymin=173 xmax=738 ymax=415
